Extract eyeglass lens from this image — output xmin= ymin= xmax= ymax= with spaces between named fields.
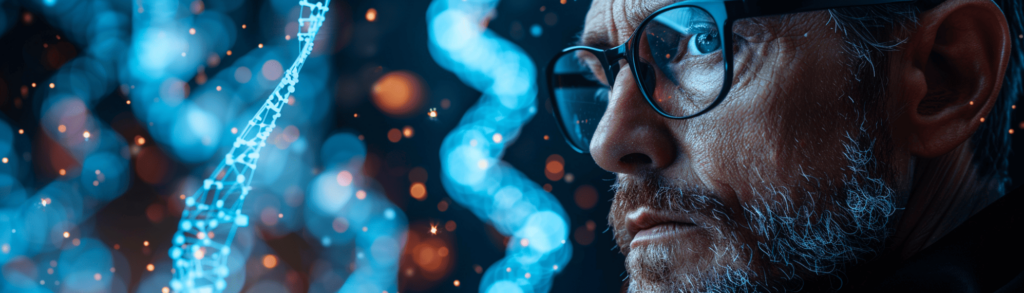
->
xmin=550 ymin=6 xmax=725 ymax=152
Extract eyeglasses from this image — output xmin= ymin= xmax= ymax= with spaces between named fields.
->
xmin=546 ymin=0 xmax=943 ymax=153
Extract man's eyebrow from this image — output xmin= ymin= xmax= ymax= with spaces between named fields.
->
xmin=576 ymin=32 xmax=615 ymax=49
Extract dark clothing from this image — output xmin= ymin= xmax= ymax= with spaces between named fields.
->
xmin=842 ymin=187 xmax=1024 ymax=292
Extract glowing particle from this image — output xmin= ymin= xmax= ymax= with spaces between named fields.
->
xmin=42 ymin=198 xmax=50 ymax=206
xmin=388 ymin=128 xmax=402 ymax=143
xmin=445 ymin=220 xmax=456 ymax=231
xmin=59 ymin=169 xmax=66 ymax=176
xmin=454 ymin=280 xmax=460 ymax=287
xmin=560 ymin=0 xmax=566 ymax=4
xmin=126 ymin=100 xmax=131 ymax=104
xmin=520 ymin=238 xmax=529 ymax=247
xmin=356 ymin=190 xmax=367 ymax=200
xmin=163 ymin=287 xmax=170 ymax=293
xmin=143 ymin=240 xmax=150 ymax=247
xmin=430 ymin=223 xmax=438 ymax=235
xmin=1011 ymin=129 xmax=1015 ymax=134
xmin=970 ymin=101 xmax=974 ymax=105
xmin=136 ymin=136 xmax=146 ymax=145
xmin=981 ymin=118 xmax=985 ymax=122
xmin=58 ymin=124 xmax=66 ymax=133
xmin=189 ymin=28 xmax=196 ymax=35
xmin=353 ymin=113 xmax=359 ymax=117
xmin=94 ymin=273 xmax=102 ymax=281
xmin=230 ymin=127 xmax=238 ymax=134
xmin=506 ymin=267 xmax=511 ymax=273
xmin=362 ymin=226 xmax=368 ymax=232
xmin=262 ymin=254 xmax=278 ymax=268
xmin=226 ymin=50 xmax=232 ymax=56
xmin=31 ymin=83 xmax=36 ymax=87
xmin=241 ymin=24 xmax=246 ymax=29
xmin=543 ymin=135 xmax=549 ymax=140
xmin=428 ymin=108 xmax=438 ymax=119
xmin=366 ymin=8 xmax=377 ymax=21
xmin=437 ymin=200 xmax=448 ymax=212
xmin=410 ymin=183 xmax=427 ymax=200
xmin=332 ymin=217 xmax=349 ymax=232
xmin=216 ymin=86 xmax=222 ymax=91
xmin=553 ymin=265 xmax=558 ymax=270
xmin=477 ymin=159 xmax=488 ymax=170
xmin=147 ymin=264 xmax=155 ymax=271
xmin=336 ymin=170 xmax=353 ymax=186
xmin=114 ymin=244 xmax=120 ymax=250
xmin=492 ymin=133 xmax=502 ymax=143
xmin=278 ymin=213 xmax=283 ymax=218
xmin=48 ymin=268 xmax=53 ymax=274
xmin=83 ymin=131 xmax=91 ymax=140
xmin=402 ymin=126 xmax=414 ymax=138
xmin=1 ymin=158 xmax=6 ymax=164
xmin=49 ymin=83 xmax=55 ymax=88
xmin=285 ymin=35 xmax=291 ymax=40
xmin=18 ymin=129 xmax=23 ymax=134
xmin=258 ymin=43 xmax=263 ymax=48
xmin=1 ymin=244 xmax=10 ymax=254
xmin=193 ymin=248 xmax=205 ymax=259
xmin=72 ymin=238 xmax=80 ymax=246
xmin=1014 ymin=105 xmax=1017 ymax=110
xmin=474 ymin=265 xmax=483 ymax=274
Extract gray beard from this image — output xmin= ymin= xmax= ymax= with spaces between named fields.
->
xmin=615 ymin=131 xmax=900 ymax=292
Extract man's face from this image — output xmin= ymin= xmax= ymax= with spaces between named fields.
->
xmin=585 ymin=0 xmax=903 ymax=291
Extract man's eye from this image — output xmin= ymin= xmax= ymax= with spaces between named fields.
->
xmin=687 ymin=32 xmax=720 ymax=55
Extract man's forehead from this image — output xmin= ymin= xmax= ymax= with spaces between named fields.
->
xmin=582 ymin=0 xmax=677 ymax=48
xmin=581 ymin=0 xmax=817 ymax=48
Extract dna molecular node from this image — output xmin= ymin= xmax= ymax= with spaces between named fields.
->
xmin=168 ymin=1 xmax=331 ymax=292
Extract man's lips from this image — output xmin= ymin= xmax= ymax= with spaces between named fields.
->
xmin=626 ymin=207 xmax=697 ymax=247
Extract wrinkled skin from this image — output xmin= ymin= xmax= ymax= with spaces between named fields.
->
xmin=582 ymin=0 xmax=1011 ymax=291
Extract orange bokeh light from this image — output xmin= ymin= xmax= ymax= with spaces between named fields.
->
xmin=336 ymin=170 xmax=353 ymax=186
xmin=262 ymin=254 xmax=277 ymax=269
xmin=366 ymin=8 xmax=377 ymax=22
xmin=574 ymin=184 xmax=598 ymax=210
xmin=545 ymin=154 xmax=565 ymax=181
xmin=372 ymin=71 xmax=425 ymax=117
xmin=410 ymin=183 xmax=427 ymax=200
xmin=388 ymin=128 xmax=402 ymax=143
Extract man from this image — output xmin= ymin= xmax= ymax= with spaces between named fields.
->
xmin=545 ymin=0 xmax=1024 ymax=291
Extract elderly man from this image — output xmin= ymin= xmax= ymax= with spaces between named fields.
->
xmin=546 ymin=0 xmax=1023 ymax=291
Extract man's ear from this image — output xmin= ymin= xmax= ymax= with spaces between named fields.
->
xmin=894 ymin=0 xmax=1011 ymax=158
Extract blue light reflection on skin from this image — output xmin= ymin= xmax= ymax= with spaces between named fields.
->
xmin=428 ymin=0 xmax=573 ymax=292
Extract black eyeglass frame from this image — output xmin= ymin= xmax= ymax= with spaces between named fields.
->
xmin=545 ymin=0 xmax=943 ymax=153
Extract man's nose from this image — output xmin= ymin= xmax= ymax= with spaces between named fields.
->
xmin=589 ymin=66 xmax=677 ymax=174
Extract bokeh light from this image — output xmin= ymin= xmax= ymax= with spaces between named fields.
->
xmin=372 ymin=71 xmax=425 ymax=117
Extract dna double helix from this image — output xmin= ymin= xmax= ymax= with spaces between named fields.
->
xmin=167 ymin=1 xmax=331 ymax=292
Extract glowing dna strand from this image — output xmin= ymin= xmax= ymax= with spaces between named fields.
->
xmin=428 ymin=0 xmax=572 ymax=292
xmin=167 ymin=1 xmax=330 ymax=292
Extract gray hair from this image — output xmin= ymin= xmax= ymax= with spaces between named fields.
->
xmin=828 ymin=0 xmax=1024 ymax=195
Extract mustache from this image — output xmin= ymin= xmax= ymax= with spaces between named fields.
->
xmin=608 ymin=172 xmax=736 ymax=247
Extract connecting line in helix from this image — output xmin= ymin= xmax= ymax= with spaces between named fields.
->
xmin=167 ymin=1 xmax=330 ymax=292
